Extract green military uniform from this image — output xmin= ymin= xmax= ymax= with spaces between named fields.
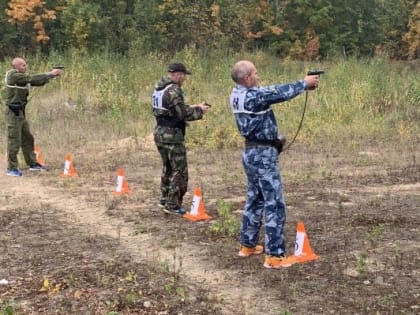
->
xmin=4 ymin=69 xmax=53 ymax=170
xmin=152 ymin=76 xmax=204 ymax=211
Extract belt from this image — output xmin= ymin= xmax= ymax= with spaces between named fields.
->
xmin=244 ymin=138 xmax=275 ymax=148
xmin=157 ymin=117 xmax=185 ymax=129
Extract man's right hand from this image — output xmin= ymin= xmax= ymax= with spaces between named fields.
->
xmin=50 ymin=68 xmax=62 ymax=77
xmin=197 ymin=102 xmax=210 ymax=113
xmin=304 ymin=75 xmax=320 ymax=90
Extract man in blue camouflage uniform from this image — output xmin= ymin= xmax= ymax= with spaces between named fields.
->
xmin=230 ymin=60 xmax=319 ymax=268
xmin=152 ymin=63 xmax=209 ymax=215
xmin=3 ymin=57 xmax=62 ymax=177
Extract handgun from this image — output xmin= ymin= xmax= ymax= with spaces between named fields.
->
xmin=307 ymin=70 xmax=324 ymax=76
xmin=204 ymin=102 xmax=212 ymax=107
xmin=53 ymin=65 xmax=65 ymax=70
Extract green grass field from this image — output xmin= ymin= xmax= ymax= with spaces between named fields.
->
xmin=1 ymin=51 xmax=418 ymax=160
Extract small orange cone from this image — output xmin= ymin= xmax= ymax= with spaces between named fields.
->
xmin=60 ymin=153 xmax=78 ymax=177
xmin=34 ymin=145 xmax=45 ymax=165
xmin=183 ymin=187 xmax=212 ymax=221
xmin=290 ymin=221 xmax=319 ymax=263
xmin=113 ymin=168 xmax=131 ymax=195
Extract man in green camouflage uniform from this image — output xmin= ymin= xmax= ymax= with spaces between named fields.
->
xmin=152 ymin=63 xmax=209 ymax=214
xmin=4 ymin=57 xmax=62 ymax=176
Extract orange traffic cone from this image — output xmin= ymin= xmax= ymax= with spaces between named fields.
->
xmin=60 ymin=153 xmax=78 ymax=177
xmin=113 ymin=168 xmax=131 ymax=195
xmin=34 ymin=145 xmax=45 ymax=165
xmin=183 ymin=187 xmax=212 ymax=221
xmin=290 ymin=221 xmax=319 ymax=263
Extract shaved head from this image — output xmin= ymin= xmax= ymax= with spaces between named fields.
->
xmin=231 ymin=60 xmax=255 ymax=84
xmin=12 ymin=58 xmax=24 ymax=68
xmin=12 ymin=57 xmax=27 ymax=73
xmin=231 ymin=60 xmax=259 ymax=87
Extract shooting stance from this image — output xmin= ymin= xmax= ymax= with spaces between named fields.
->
xmin=3 ymin=57 xmax=62 ymax=176
xmin=152 ymin=62 xmax=209 ymax=215
xmin=230 ymin=60 xmax=319 ymax=268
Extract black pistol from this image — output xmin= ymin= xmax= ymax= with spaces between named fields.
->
xmin=204 ymin=102 xmax=212 ymax=107
xmin=53 ymin=65 xmax=64 ymax=70
xmin=307 ymin=70 xmax=324 ymax=75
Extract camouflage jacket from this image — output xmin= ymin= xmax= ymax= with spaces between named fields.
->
xmin=152 ymin=76 xmax=203 ymax=144
xmin=229 ymin=81 xmax=307 ymax=141
xmin=4 ymin=69 xmax=52 ymax=107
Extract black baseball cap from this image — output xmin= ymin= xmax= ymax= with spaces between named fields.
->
xmin=167 ymin=63 xmax=192 ymax=75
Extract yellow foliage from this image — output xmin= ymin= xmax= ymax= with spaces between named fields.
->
xmin=6 ymin=0 xmax=56 ymax=43
xmin=210 ymin=3 xmax=221 ymax=27
xmin=38 ymin=278 xmax=61 ymax=295
xmin=42 ymin=278 xmax=49 ymax=289
xmin=211 ymin=3 xmax=220 ymax=17
xmin=271 ymin=26 xmax=283 ymax=36
xmin=34 ymin=20 xmax=43 ymax=30
xmin=398 ymin=121 xmax=414 ymax=139
xmin=305 ymin=35 xmax=320 ymax=60
xmin=403 ymin=2 xmax=420 ymax=60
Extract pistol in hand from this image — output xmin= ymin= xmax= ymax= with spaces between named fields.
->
xmin=307 ymin=70 xmax=324 ymax=76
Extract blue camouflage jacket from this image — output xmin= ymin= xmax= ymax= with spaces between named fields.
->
xmin=230 ymin=81 xmax=307 ymax=141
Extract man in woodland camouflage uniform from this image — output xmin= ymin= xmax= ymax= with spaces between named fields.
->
xmin=3 ymin=57 xmax=61 ymax=177
xmin=152 ymin=63 xmax=209 ymax=215
xmin=230 ymin=60 xmax=320 ymax=268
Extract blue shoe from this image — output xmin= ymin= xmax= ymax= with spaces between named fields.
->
xmin=29 ymin=162 xmax=48 ymax=171
xmin=162 ymin=207 xmax=186 ymax=215
xmin=7 ymin=168 xmax=22 ymax=177
xmin=173 ymin=207 xmax=186 ymax=215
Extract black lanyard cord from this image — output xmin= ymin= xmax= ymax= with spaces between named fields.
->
xmin=283 ymin=91 xmax=308 ymax=152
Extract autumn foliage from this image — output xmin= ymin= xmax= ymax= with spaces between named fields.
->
xmin=0 ymin=0 xmax=418 ymax=59
xmin=6 ymin=0 xmax=56 ymax=43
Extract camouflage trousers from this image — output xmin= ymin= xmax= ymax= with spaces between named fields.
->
xmin=240 ymin=145 xmax=287 ymax=256
xmin=6 ymin=109 xmax=37 ymax=170
xmin=155 ymin=142 xmax=188 ymax=210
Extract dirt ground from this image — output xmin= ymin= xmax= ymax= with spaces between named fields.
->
xmin=0 ymin=136 xmax=419 ymax=315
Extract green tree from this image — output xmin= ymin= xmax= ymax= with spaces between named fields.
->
xmin=0 ymin=0 xmax=17 ymax=58
xmin=241 ymin=0 xmax=284 ymax=52
xmin=151 ymin=0 xmax=226 ymax=51
xmin=324 ymin=0 xmax=381 ymax=57
xmin=276 ymin=0 xmax=333 ymax=59
xmin=59 ymin=0 xmax=104 ymax=51
xmin=375 ymin=0 xmax=417 ymax=58
xmin=212 ymin=0 xmax=249 ymax=51
xmin=101 ymin=1 xmax=138 ymax=54
xmin=131 ymin=0 xmax=161 ymax=52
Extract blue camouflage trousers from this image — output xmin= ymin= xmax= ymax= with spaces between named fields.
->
xmin=240 ymin=145 xmax=286 ymax=256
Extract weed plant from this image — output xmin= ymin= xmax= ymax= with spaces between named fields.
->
xmin=208 ymin=200 xmax=240 ymax=238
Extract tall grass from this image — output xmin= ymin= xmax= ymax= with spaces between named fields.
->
xmin=0 ymin=50 xmax=418 ymax=160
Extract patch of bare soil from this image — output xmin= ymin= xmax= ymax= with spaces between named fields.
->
xmin=0 ymin=140 xmax=419 ymax=315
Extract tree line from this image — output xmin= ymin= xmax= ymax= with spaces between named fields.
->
xmin=0 ymin=0 xmax=419 ymax=60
